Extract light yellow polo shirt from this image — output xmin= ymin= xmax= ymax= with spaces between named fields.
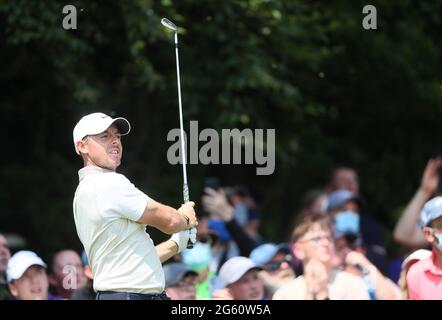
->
xmin=73 ymin=166 xmax=164 ymax=294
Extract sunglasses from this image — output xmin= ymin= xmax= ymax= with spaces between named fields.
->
xmin=264 ymin=255 xmax=292 ymax=271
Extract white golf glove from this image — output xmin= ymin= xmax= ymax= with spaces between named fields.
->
xmin=171 ymin=228 xmax=197 ymax=253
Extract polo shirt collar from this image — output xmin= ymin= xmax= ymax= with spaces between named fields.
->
xmin=78 ymin=165 xmax=114 ymax=181
xmin=422 ymin=252 xmax=442 ymax=276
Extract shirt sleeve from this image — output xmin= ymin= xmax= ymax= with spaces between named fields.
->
xmin=97 ymin=173 xmax=149 ymax=221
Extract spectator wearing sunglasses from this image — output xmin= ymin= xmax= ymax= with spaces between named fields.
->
xmin=250 ymin=243 xmax=295 ymax=299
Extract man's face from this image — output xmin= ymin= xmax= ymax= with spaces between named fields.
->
xmin=295 ymin=223 xmax=334 ymax=266
xmin=9 ymin=265 xmax=49 ymax=300
xmin=166 ymin=275 xmax=197 ymax=300
xmin=332 ymin=169 xmax=359 ymax=195
xmin=423 ymin=223 xmax=442 ymax=250
xmin=52 ymin=250 xmax=85 ymax=290
xmin=79 ymin=124 xmax=123 ymax=171
xmin=0 ymin=235 xmax=11 ymax=274
xmin=228 ymin=270 xmax=264 ymax=300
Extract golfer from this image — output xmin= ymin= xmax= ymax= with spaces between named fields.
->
xmin=72 ymin=112 xmax=198 ymax=300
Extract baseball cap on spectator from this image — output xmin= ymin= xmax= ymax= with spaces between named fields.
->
xmin=6 ymin=250 xmax=47 ymax=283
xmin=73 ymin=112 xmax=131 ymax=155
xmin=327 ymin=189 xmax=361 ymax=212
xmin=420 ymin=196 xmax=442 ymax=227
xmin=218 ymin=257 xmax=263 ymax=287
xmin=208 ymin=219 xmax=232 ymax=242
xmin=163 ymin=262 xmax=198 ymax=287
xmin=401 ymin=249 xmax=432 ymax=270
xmin=249 ymin=243 xmax=291 ymax=266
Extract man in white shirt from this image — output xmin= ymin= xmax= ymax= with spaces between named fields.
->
xmin=72 ymin=112 xmax=198 ymax=300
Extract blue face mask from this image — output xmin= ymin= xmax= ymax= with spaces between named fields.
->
xmin=234 ymin=202 xmax=249 ymax=226
xmin=334 ymin=211 xmax=360 ymax=238
xmin=181 ymin=242 xmax=212 ymax=272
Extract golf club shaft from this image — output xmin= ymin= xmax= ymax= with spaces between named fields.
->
xmin=173 ymin=30 xmax=193 ymax=249
xmin=174 ymin=33 xmax=189 ymax=202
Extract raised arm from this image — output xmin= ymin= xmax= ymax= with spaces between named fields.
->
xmin=393 ymin=158 xmax=442 ymax=247
xmin=202 ymin=188 xmax=259 ymax=256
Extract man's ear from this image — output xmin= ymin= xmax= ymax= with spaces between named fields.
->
xmin=292 ymin=242 xmax=305 ymax=261
xmin=422 ymin=227 xmax=435 ymax=243
xmin=76 ymin=140 xmax=88 ymax=154
xmin=84 ymin=266 xmax=93 ymax=280
xmin=8 ymin=283 xmax=19 ymax=298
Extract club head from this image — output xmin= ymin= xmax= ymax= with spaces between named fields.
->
xmin=161 ymin=18 xmax=177 ymax=31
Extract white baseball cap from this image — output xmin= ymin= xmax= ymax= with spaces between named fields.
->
xmin=73 ymin=112 xmax=131 ymax=154
xmin=6 ymin=250 xmax=47 ymax=283
xmin=218 ymin=256 xmax=262 ymax=287
xmin=420 ymin=196 xmax=442 ymax=227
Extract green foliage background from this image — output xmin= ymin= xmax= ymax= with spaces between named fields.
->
xmin=1 ymin=0 xmax=441 ymax=260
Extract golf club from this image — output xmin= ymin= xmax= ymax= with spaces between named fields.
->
xmin=161 ymin=17 xmax=193 ymax=249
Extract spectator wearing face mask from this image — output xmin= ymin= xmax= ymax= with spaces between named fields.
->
xmin=202 ymin=188 xmax=263 ymax=259
xmin=199 ymin=188 xmax=263 ymax=281
xmin=327 ymin=190 xmax=401 ymax=300
xmin=226 ymin=186 xmax=265 ymax=244
xmin=325 ymin=167 xmax=386 ymax=257
xmin=406 ymin=196 xmax=442 ymax=299
xmin=327 ymin=189 xmax=388 ymax=275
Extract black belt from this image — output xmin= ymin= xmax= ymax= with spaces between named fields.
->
xmin=96 ymin=291 xmax=170 ymax=300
